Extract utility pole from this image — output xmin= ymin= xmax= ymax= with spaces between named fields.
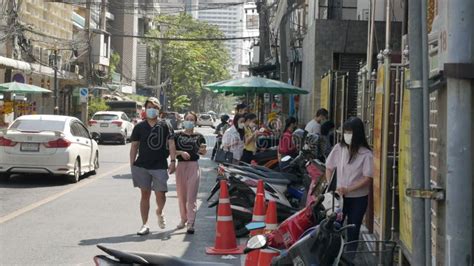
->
xmin=84 ymin=0 xmax=92 ymax=123
xmin=53 ymin=49 xmax=59 ymax=114
xmin=256 ymin=0 xmax=270 ymax=65
xmin=444 ymin=0 xmax=473 ymax=264
xmin=407 ymin=0 xmax=427 ymax=265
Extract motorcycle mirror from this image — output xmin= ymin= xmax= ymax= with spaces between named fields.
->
xmin=246 ymin=235 xmax=267 ymax=250
xmin=246 ymin=221 xmax=266 ymax=231
xmin=281 ymin=155 xmax=291 ymax=162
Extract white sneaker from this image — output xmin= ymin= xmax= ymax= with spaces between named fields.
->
xmin=137 ymin=225 xmax=150 ymax=235
xmin=157 ymin=214 xmax=166 ymax=229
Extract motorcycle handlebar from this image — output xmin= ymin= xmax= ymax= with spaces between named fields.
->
xmin=335 ymin=224 xmax=356 ymax=233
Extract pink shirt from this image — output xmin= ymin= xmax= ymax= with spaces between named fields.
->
xmin=326 ymin=143 xmax=373 ymax=198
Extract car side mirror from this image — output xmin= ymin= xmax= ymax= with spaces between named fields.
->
xmin=91 ymin=132 xmax=101 ymax=141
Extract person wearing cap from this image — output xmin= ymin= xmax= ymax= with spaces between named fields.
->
xmin=130 ymin=97 xmax=177 ymax=235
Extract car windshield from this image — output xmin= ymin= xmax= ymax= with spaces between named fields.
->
xmin=10 ymin=120 xmax=65 ymax=132
xmin=93 ymin=114 xmax=119 ymax=121
xmin=200 ymin=114 xmax=211 ymax=119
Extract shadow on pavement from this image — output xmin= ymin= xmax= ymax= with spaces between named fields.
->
xmin=112 ymin=173 xmax=132 ymax=179
xmin=177 ymin=153 xmax=242 ymax=266
xmin=0 ymin=173 xmax=94 ymax=188
xmin=79 ymin=229 xmax=179 ymax=246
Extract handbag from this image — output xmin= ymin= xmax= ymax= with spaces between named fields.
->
xmin=214 ymin=148 xmax=233 ymax=163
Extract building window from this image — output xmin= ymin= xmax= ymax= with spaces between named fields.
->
xmin=246 ymin=14 xmax=258 ymax=30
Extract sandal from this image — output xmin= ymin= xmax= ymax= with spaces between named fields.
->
xmin=176 ymin=220 xmax=187 ymax=229
xmin=186 ymin=223 xmax=195 ymax=234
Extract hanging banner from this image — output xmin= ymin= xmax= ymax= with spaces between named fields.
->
xmin=320 ymin=74 xmax=330 ymax=110
xmin=372 ymin=65 xmax=384 ymax=238
xmin=398 ymin=68 xmax=413 ymax=253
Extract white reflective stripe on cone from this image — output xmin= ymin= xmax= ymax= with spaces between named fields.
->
xmin=252 ymin=215 xmax=265 ymax=221
xmin=217 ymin=215 xmax=233 ymax=222
xmin=219 ymin=198 xmax=230 ymax=204
xmin=265 ymin=224 xmax=277 ymax=230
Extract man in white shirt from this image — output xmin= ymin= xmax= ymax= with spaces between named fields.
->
xmin=305 ymin=108 xmax=329 ymax=134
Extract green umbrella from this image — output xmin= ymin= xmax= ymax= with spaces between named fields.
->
xmin=0 ymin=82 xmax=52 ymax=94
xmin=204 ymin=76 xmax=308 ymax=95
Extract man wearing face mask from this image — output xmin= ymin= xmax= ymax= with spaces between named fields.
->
xmin=305 ymin=108 xmax=329 ymax=135
xmin=130 ymin=97 xmax=177 ymax=235
xmin=325 ymin=117 xmax=373 ymax=254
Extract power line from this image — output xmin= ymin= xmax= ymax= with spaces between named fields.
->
xmin=111 ymin=34 xmax=259 ymax=41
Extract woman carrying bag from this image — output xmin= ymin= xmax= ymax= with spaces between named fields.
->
xmin=221 ymin=114 xmax=245 ymax=164
xmin=325 ymin=117 xmax=373 ymax=253
xmin=174 ymin=112 xmax=207 ymax=234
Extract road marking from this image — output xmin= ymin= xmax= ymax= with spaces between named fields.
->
xmin=0 ymin=164 xmax=129 ymax=224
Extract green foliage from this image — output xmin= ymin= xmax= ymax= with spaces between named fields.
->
xmin=146 ymin=14 xmax=231 ymax=111
xmin=88 ymin=97 xmax=110 ymax=117
xmin=127 ymin=94 xmax=148 ymax=103
xmin=107 ymin=52 xmax=121 ymax=82
xmin=173 ymin=95 xmax=191 ymax=111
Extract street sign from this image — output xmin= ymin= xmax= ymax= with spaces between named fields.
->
xmin=79 ymin=88 xmax=88 ymax=103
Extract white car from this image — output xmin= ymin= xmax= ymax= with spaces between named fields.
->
xmin=88 ymin=111 xmax=134 ymax=144
xmin=0 ymin=115 xmax=100 ymax=183
xmin=197 ymin=113 xmax=215 ymax=128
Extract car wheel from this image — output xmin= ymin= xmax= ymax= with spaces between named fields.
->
xmin=0 ymin=173 xmax=10 ymax=181
xmin=68 ymin=158 xmax=81 ymax=183
xmin=120 ymin=132 xmax=127 ymax=145
xmin=91 ymin=152 xmax=99 ymax=175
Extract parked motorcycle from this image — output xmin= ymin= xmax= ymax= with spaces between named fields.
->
xmin=245 ymin=213 xmax=354 ymax=266
xmin=93 ymin=245 xmax=230 ymax=266
xmin=208 ymin=157 xmax=330 ymax=238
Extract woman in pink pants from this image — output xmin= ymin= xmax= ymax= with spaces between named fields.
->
xmin=174 ymin=112 xmax=207 ymax=234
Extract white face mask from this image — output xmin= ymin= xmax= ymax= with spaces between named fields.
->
xmin=344 ymin=133 xmax=353 ymax=145
xmin=238 ymin=123 xmax=245 ymax=129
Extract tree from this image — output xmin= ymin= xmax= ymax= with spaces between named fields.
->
xmin=88 ymin=97 xmax=109 ymax=118
xmin=173 ymin=95 xmax=191 ymax=111
xmin=107 ymin=52 xmax=121 ymax=82
xmin=146 ymin=14 xmax=231 ymax=111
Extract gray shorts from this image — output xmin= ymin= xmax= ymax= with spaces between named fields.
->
xmin=131 ymin=166 xmax=169 ymax=192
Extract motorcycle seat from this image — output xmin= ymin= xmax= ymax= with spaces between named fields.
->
xmin=228 ymin=168 xmax=291 ymax=185
xmin=229 ymin=165 xmax=291 ymax=180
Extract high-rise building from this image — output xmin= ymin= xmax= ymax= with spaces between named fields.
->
xmin=198 ymin=0 xmax=245 ymax=78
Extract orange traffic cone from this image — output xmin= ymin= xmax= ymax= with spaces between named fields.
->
xmin=264 ymin=200 xmax=278 ymax=233
xmin=257 ymin=179 xmax=264 ymax=195
xmin=258 ymin=200 xmax=279 ymax=266
xmin=206 ymin=180 xmax=244 ymax=255
xmin=245 ymin=193 xmax=267 ymax=266
xmin=251 ymin=193 xmax=267 ymax=235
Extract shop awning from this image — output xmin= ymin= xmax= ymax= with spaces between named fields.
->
xmin=0 ymin=56 xmax=82 ymax=80
xmin=0 ymin=81 xmax=52 ymax=94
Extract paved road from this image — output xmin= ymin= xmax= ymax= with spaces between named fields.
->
xmin=0 ymin=126 xmax=243 ymax=265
